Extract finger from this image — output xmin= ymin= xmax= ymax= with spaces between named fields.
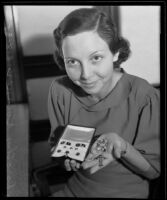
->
xmin=90 ymin=163 xmax=100 ymax=174
xmin=82 ymin=159 xmax=99 ymax=169
xmin=90 ymin=141 xmax=100 ymax=155
xmin=106 ymin=142 xmax=113 ymax=154
xmin=64 ymin=159 xmax=71 ymax=171
xmin=102 ymin=153 xmax=115 ymax=166
xmin=85 ymin=152 xmax=99 ymax=162
xmin=76 ymin=162 xmax=81 ymax=169
xmin=102 ymin=152 xmax=114 ymax=160
xmin=113 ymin=145 xmax=122 ymax=159
xmin=70 ymin=160 xmax=77 ymax=171
xmin=70 ymin=160 xmax=78 ymax=171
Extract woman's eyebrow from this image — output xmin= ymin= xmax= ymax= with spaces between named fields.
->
xmin=89 ymin=50 xmax=104 ymax=57
xmin=64 ymin=57 xmax=77 ymax=60
xmin=64 ymin=50 xmax=105 ymax=60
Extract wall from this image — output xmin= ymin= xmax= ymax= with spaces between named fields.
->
xmin=26 ymin=77 xmax=55 ymax=120
xmin=16 ymin=5 xmax=93 ymax=56
xmin=120 ymin=6 xmax=160 ymax=84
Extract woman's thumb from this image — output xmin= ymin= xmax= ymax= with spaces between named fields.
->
xmin=114 ymin=144 xmax=122 ymax=158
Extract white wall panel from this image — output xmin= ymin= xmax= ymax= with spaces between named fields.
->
xmin=120 ymin=6 xmax=160 ymax=84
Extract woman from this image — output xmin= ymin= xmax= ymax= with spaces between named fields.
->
xmin=48 ymin=7 xmax=160 ymax=198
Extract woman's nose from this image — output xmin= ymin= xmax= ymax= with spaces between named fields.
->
xmin=81 ymin=63 xmax=93 ymax=80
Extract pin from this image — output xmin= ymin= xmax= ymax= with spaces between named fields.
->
xmin=95 ymin=139 xmax=108 ymax=154
xmin=98 ymin=155 xmax=104 ymax=167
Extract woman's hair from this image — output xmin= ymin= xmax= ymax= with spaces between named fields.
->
xmin=53 ymin=7 xmax=131 ymax=70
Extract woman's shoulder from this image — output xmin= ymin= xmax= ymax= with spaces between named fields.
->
xmin=50 ymin=75 xmax=86 ymax=99
xmin=128 ymin=74 xmax=154 ymax=90
xmin=125 ymin=73 xmax=159 ymax=105
xmin=51 ymin=75 xmax=70 ymax=86
xmin=49 ymin=75 xmax=73 ymax=96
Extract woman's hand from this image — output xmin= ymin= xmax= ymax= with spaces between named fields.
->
xmin=64 ymin=159 xmax=81 ymax=171
xmin=82 ymin=133 xmax=128 ymax=174
xmin=51 ymin=146 xmax=81 ymax=171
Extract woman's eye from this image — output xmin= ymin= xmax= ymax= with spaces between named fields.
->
xmin=67 ymin=60 xmax=79 ymax=66
xmin=92 ymin=55 xmax=103 ymax=62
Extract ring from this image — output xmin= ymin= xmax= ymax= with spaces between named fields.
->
xmin=98 ymin=155 xmax=104 ymax=167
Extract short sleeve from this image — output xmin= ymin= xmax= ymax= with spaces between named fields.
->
xmin=134 ymin=88 xmax=160 ymax=174
xmin=47 ymin=80 xmax=65 ymax=148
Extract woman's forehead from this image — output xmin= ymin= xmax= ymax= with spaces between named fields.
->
xmin=62 ymin=31 xmax=109 ymax=56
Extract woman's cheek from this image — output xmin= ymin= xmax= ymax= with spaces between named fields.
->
xmin=66 ymin=68 xmax=81 ymax=81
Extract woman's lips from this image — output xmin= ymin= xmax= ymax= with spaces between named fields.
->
xmin=81 ymin=81 xmax=97 ymax=88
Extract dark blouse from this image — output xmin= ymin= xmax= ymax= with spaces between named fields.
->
xmin=47 ymin=70 xmax=160 ymax=198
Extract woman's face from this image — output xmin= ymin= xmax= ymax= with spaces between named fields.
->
xmin=62 ymin=31 xmax=117 ymax=98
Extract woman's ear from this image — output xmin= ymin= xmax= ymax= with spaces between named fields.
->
xmin=113 ymin=52 xmax=119 ymax=62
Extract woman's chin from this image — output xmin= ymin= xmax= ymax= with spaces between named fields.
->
xmin=82 ymin=86 xmax=100 ymax=96
xmin=75 ymin=81 xmax=102 ymax=96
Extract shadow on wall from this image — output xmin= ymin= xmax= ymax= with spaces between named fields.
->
xmin=24 ymin=35 xmax=59 ymax=171
xmin=23 ymin=35 xmax=60 ymax=121
xmin=23 ymin=34 xmax=55 ymax=56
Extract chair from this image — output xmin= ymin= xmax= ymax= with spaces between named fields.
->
xmin=31 ymin=162 xmax=73 ymax=197
xmin=148 ymin=176 xmax=163 ymax=199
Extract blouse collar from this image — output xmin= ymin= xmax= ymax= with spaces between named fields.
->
xmin=63 ymin=69 xmax=132 ymax=111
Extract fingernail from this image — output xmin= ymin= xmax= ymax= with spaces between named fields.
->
xmin=76 ymin=164 xmax=80 ymax=169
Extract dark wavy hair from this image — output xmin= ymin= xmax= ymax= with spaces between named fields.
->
xmin=53 ymin=8 xmax=131 ymax=71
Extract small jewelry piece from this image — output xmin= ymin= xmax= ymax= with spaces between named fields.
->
xmin=98 ymin=155 xmax=104 ymax=167
xmin=94 ymin=138 xmax=108 ymax=154
xmin=93 ymin=138 xmax=108 ymax=167
xmin=89 ymin=138 xmax=108 ymax=165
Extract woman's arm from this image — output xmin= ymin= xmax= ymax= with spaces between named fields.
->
xmin=120 ymin=140 xmax=159 ymax=180
xmin=83 ymin=87 xmax=160 ymax=179
xmin=83 ymin=132 xmax=160 ymax=180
